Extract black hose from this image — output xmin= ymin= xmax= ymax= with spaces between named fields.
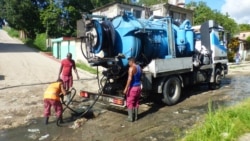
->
xmin=57 ymin=66 xmax=104 ymax=127
xmin=0 ymin=78 xmax=97 ymax=90
xmin=80 ymin=38 xmax=90 ymax=60
xmin=74 ymin=66 xmax=104 ymax=118
xmin=56 ymin=88 xmax=78 ymax=127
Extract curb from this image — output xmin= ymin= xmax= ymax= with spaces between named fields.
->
xmin=39 ymin=51 xmax=61 ymax=63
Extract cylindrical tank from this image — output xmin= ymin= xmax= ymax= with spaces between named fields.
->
xmin=88 ymin=11 xmax=194 ymax=68
xmin=112 ymin=12 xmax=142 ymax=68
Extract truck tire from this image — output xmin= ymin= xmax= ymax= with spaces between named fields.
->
xmin=162 ymin=76 xmax=181 ymax=105
xmin=209 ymin=69 xmax=221 ymax=90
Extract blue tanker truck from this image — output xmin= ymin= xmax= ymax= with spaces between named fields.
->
xmin=77 ymin=11 xmax=228 ymax=106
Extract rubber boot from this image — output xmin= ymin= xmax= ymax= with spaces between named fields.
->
xmin=45 ymin=117 xmax=49 ymax=125
xmin=57 ymin=116 xmax=64 ymax=124
xmin=134 ymin=108 xmax=139 ymax=121
xmin=127 ymin=109 xmax=133 ymax=122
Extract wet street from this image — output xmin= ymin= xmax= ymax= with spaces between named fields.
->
xmin=1 ymin=69 xmax=250 ymax=141
xmin=1 ymin=28 xmax=250 ymax=141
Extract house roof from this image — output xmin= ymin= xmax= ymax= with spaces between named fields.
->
xmin=164 ymin=3 xmax=194 ymax=13
xmin=235 ymin=31 xmax=250 ymax=40
xmin=91 ymin=1 xmax=147 ymax=12
xmin=150 ymin=3 xmax=193 ymax=13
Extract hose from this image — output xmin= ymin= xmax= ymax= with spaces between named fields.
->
xmin=81 ymin=37 xmax=92 ymax=60
xmin=0 ymin=78 xmax=97 ymax=90
xmin=57 ymin=66 xmax=104 ymax=127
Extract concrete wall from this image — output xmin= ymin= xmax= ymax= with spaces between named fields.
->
xmin=75 ymin=39 xmax=88 ymax=63
xmin=150 ymin=3 xmax=193 ymax=24
xmin=92 ymin=3 xmax=147 ymax=19
xmin=51 ymin=37 xmax=76 ymax=60
xmin=237 ymin=31 xmax=250 ymax=40
xmin=92 ymin=4 xmax=119 ymax=18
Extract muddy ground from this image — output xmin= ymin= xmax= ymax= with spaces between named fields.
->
xmin=1 ymin=29 xmax=250 ymax=141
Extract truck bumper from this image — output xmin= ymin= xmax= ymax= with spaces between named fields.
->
xmin=80 ymin=90 xmax=126 ymax=108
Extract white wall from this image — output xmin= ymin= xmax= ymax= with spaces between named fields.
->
xmin=92 ymin=3 xmax=146 ymax=19
xmin=75 ymin=39 xmax=105 ymax=71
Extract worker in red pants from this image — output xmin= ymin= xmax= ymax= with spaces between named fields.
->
xmin=43 ymin=79 xmax=68 ymax=125
xmin=58 ymin=53 xmax=79 ymax=104
xmin=123 ymin=57 xmax=142 ymax=122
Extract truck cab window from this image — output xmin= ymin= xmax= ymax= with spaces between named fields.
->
xmin=219 ymin=31 xmax=224 ymax=45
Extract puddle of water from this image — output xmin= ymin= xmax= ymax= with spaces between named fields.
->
xmin=0 ymin=117 xmax=77 ymax=141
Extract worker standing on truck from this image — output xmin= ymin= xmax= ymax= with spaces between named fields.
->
xmin=123 ymin=57 xmax=142 ymax=122
xmin=43 ymin=79 xmax=68 ymax=124
xmin=58 ymin=53 xmax=79 ymax=103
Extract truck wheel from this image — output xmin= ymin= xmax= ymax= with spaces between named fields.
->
xmin=209 ymin=69 xmax=221 ymax=90
xmin=162 ymin=76 xmax=181 ymax=105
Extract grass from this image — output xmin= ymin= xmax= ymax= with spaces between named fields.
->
xmin=3 ymin=26 xmax=19 ymax=38
xmin=23 ymin=33 xmax=47 ymax=51
xmin=181 ymin=99 xmax=250 ymax=141
xmin=4 ymin=26 xmax=47 ymax=51
xmin=76 ymin=61 xmax=97 ymax=74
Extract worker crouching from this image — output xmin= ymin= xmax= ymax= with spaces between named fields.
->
xmin=43 ymin=79 xmax=68 ymax=125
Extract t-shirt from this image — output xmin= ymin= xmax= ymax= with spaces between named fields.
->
xmin=61 ymin=59 xmax=75 ymax=76
xmin=43 ymin=82 xmax=62 ymax=101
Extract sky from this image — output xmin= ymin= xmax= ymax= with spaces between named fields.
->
xmin=185 ymin=0 xmax=250 ymax=24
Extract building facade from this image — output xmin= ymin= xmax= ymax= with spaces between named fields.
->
xmin=235 ymin=31 xmax=250 ymax=61
xmin=91 ymin=2 xmax=149 ymax=19
xmin=150 ymin=3 xmax=193 ymax=24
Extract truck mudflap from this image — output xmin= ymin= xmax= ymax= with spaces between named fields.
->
xmin=80 ymin=90 xmax=126 ymax=108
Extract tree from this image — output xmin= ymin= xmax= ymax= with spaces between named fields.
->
xmin=245 ymin=36 xmax=250 ymax=50
xmin=186 ymin=1 xmax=214 ymax=25
xmin=239 ymin=24 xmax=250 ymax=31
xmin=227 ymin=37 xmax=240 ymax=62
xmin=186 ymin=1 xmax=238 ymax=35
xmin=0 ymin=0 xmax=6 ymax=18
xmin=91 ymin=0 xmax=114 ymax=8
xmin=228 ymin=37 xmax=240 ymax=52
xmin=40 ymin=1 xmax=63 ymax=37
xmin=61 ymin=0 xmax=95 ymax=36
xmin=1 ymin=0 xmax=48 ymax=38
xmin=138 ymin=0 xmax=168 ymax=6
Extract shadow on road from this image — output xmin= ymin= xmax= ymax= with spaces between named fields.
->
xmin=0 ymin=75 xmax=4 ymax=80
xmin=179 ymin=76 xmax=232 ymax=103
xmin=0 ymin=43 xmax=39 ymax=53
xmin=106 ymin=76 xmax=232 ymax=120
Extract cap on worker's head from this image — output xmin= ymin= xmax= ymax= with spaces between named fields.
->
xmin=67 ymin=53 xmax=72 ymax=58
xmin=57 ymin=78 xmax=63 ymax=82
xmin=128 ymin=57 xmax=135 ymax=62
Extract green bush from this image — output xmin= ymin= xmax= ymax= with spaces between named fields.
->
xmin=3 ymin=27 xmax=19 ymax=38
xmin=33 ymin=33 xmax=47 ymax=51
xmin=3 ymin=26 xmax=47 ymax=52
xmin=23 ymin=33 xmax=47 ymax=51
xmin=228 ymin=51 xmax=235 ymax=62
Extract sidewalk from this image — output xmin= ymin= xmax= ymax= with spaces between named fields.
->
xmin=228 ymin=61 xmax=250 ymax=66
